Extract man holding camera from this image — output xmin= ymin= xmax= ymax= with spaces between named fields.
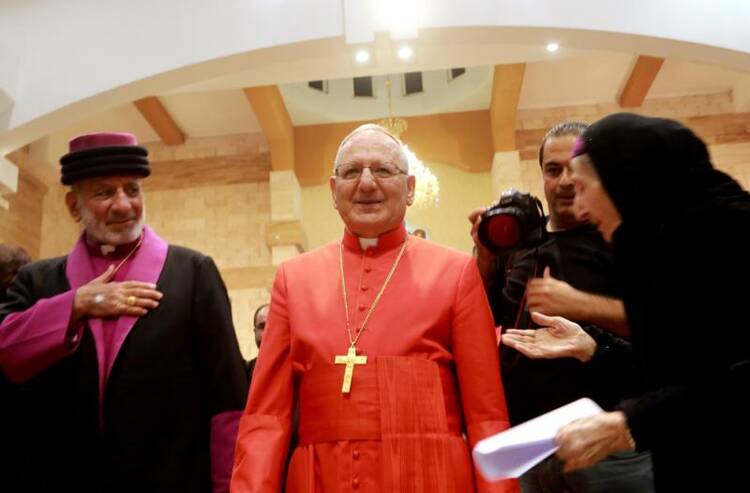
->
xmin=469 ymin=122 xmax=653 ymax=492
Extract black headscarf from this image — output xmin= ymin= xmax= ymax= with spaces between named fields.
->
xmin=576 ymin=112 xmax=750 ymax=227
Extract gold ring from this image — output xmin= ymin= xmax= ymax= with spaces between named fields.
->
xmin=126 ymin=295 xmax=137 ymax=306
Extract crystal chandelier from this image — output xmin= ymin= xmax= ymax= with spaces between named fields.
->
xmin=376 ymin=77 xmax=439 ymax=209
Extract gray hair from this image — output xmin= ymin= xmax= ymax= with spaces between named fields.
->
xmin=333 ymin=123 xmax=409 ymax=174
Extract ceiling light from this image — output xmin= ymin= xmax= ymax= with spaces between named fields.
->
xmin=355 ymin=49 xmax=370 ymax=63
xmin=397 ymin=46 xmax=414 ymax=60
xmin=546 ymin=42 xmax=559 ymax=52
xmin=379 ymin=0 xmax=421 ymax=40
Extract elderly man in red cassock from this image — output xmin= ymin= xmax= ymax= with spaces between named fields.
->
xmin=232 ymin=124 xmax=518 ymax=493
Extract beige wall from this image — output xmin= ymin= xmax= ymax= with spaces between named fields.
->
xmin=39 ymin=183 xmax=81 ymax=259
xmin=146 ymin=182 xmax=271 ymax=269
xmin=710 ymin=142 xmax=750 ymax=187
xmin=0 ymin=169 xmax=46 ymax=258
xmin=300 ymin=182 xmax=341 ymax=250
xmin=145 ymin=181 xmax=272 ymax=361
xmin=0 ymin=149 xmax=54 ymax=259
xmin=404 ymin=161 xmax=494 ymax=253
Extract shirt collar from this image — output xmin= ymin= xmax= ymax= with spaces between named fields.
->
xmin=84 ymin=235 xmax=143 ymax=259
xmin=342 ymin=224 xmax=407 ymax=253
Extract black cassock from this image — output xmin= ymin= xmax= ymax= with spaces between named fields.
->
xmin=0 ymin=240 xmax=248 ymax=493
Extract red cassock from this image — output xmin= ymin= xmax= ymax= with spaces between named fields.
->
xmin=232 ymin=226 xmax=518 ymax=493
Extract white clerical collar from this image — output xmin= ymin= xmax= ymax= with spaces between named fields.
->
xmin=358 ymin=237 xmax=379 ymax=249
xmin=100 ymin=244 xmax=116 ymax=256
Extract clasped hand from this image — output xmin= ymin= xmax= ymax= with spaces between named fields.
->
xmin=72 ymin=265 xmax=163 ymax=321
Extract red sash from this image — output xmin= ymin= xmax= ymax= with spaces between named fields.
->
xmin=298 ymin=356 xmax=472 ymax=492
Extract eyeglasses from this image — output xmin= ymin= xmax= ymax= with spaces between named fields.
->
xmin=335 ymin=163 xmax=408 ymax=181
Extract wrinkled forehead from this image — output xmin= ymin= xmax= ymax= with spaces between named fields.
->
xmin=73 ymin=174 xmax=143 ymax=192
xmin=337 ymin=130 xmax=403 ymax=165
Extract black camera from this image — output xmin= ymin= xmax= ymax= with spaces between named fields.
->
xmin=477 ymin=190 xmax=547 ymax=254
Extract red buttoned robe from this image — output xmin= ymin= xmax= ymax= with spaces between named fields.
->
xmin=232 ymin=226 xmax=517 ymax=493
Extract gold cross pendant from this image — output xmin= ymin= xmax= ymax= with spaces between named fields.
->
xmin=334 ymin=345 xmax=367 ymax=393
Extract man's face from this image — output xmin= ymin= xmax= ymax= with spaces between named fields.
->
xmin=541 ymin=135 xmax=585 ymax=230
xmin=329 ymin=130 xmax=415 ymax=237
xmin=253 ymin=305 xmax=270 ymax=349
xmin=66 ymin=175 xmax=145 ymax=245
xmin=569 ymin=154 xmax=622 ymax=242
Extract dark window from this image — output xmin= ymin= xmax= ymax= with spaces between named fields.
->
xmin=403 ymin=72 xmax=423 ymax=95
xmin=353 ymin=76 xmax=374 ymax=97
xmin=449 ymin=67 xmax=466 ymax=80
xmin=308 ymin=80 xmax=327 ymax=93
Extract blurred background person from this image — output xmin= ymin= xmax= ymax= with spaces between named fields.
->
xmin=0 ymin=244 xmax=30 ymax=302
xmin=247 ymin=302 xmax=269 ymax=382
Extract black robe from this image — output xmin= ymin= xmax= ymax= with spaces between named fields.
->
xmin=0 ymin=245 xmax=248 ymax=493
xmin=581 ymin=113 xmax=750 ymax=490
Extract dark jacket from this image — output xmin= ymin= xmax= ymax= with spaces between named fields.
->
xmin=581 ymin=113 xmax=750 ymax=490
xmin=489 ymin=224 xmax=636 ymax=425
xmin=0 ymin=246 xmax=248 ymax=492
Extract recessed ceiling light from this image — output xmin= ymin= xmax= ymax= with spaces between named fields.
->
xmin=546 ymin=42 xmax=559 ymax=52
xmin=397 ymin=46 xmax=414 ymax=60
xmin=355 ymin=49 xmax=370 ymax=63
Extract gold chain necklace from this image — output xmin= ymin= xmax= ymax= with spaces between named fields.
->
xmin=109 ymin=235 xmax=144 ymax=277
xmin=333 ymin=237 xmax=409 ymax=393
xmin=91 ymin=234 xmax=145 ymax=306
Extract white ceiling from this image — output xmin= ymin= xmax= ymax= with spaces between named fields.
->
xmin=649 ymin=59 xmax=746 ymax=99
xmin=518 ymin=52 xmax=636 ymax=109
xmin=159 ymin=89 xmax=263 ymax=137
xmin=37 ymin=54 xmax=747 ymax=161
xmin=281 ymin=66 xmax=494 ymax=125
xmin=44 ymin=104 xmax=160 ymax=158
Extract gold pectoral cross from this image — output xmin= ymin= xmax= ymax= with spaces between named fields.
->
xmin=334 ymin=345 xmax=367 ymax=393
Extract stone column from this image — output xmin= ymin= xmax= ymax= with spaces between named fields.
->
xmin=267 ymin=170 xmax=307 ymax=265
xmin=490 ymin=150 xmax=522 ymax=200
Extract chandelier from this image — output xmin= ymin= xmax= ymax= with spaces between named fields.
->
xmin=377 ymin=77 xmax=439 ymax=209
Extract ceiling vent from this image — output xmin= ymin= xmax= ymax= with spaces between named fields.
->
xmin=353 ymin=76 xmax=374 ymax=97
xmin=403 ymin=72 xmax=423 ymax=95
xmin=308 ymin=80 xmax=328 ymax=93
xmin=448 ymin=68 xmax=466 ymax=81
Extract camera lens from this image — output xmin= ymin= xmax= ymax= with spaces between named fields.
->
xmin=485 ymin=214 xmax=521 ymax=249
xmin=478 ymin=208 xmax=523 ymax=253
xmin=477 ymin=190 xmax=547 ymax=253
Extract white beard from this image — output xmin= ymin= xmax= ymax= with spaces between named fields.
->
xmin=79 ymin=201 xmax=147 ymax=246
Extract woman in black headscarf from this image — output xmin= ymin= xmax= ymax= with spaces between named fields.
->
xmin=551 ymin=113 xmax=750 ymax=490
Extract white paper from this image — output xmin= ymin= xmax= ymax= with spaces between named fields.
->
xmin=472 ymin=398 xmax=603 ymax=480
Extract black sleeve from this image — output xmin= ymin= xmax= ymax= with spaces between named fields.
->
xmin=0 ymin=264 xmax=39 ymax=323
xmin=192 ymin=255 xmax=248 ymax=415
xmin=614 ymin=212 xmax=750 ymax=452
xmin=583 ymin=325 xmax=639 ymax=409
xmin=487 ymin=247 xmax=539 ymax=329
